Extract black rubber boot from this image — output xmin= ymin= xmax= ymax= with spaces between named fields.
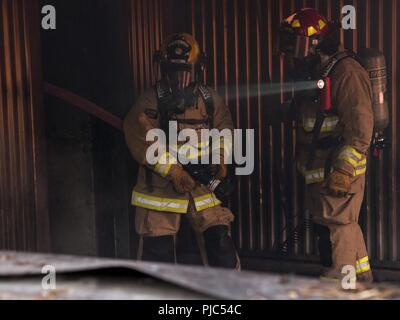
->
xmin=142 ymin=235 xmax=175 ymax=263
xmin=313 ymin=223 xmax=333 ymax=267
xmin=203 ymin=225 xmax=237 ymax=269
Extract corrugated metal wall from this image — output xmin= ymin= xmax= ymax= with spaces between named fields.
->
xmin=129 ymin=0 xmax=164 ymax=95
xmin=130 ymin=0 xmax=400 ymax=268
xmin=0 ymin=0 xmax=49 ymax=251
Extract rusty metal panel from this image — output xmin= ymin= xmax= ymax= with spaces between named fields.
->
xmin=129 ymin=0 xmax=400 ymax=269
xmin=0 ymin=0 xmax=49 ymax=251
xmin=129 ymin=0 xmax=164 ymax=96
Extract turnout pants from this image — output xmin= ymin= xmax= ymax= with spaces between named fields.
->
xmin=306 ymin=175 xmax=373 ymax=282
xmin=135 ymin=200 xmax=240 ymax=269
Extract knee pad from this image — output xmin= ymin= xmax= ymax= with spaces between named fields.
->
xmin=313 ymin=223 xmax=333 ymax=267
xmin=141 ymin=235 xmax=175 ymax=263
xmin=203 ymin=225 xmax=237 ymax=269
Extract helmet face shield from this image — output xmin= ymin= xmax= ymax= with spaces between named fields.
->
xmin=156 ymin=33 xmax=204 ymax=88
xmin=293 ymin=35 xmax=311 ymax=59
xmin=279 ymin=8 xmax=340 ymax=58
xmin=153 ymin=33 xmax=205 ymax=114
xmin=279 ymin=27 xmax=320 ymax=59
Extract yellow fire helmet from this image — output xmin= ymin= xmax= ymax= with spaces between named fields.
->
xmin=154 ymin=33 xmax=206 ymax=81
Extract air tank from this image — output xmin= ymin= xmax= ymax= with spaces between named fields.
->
xmin=359 ymin=48 xmax=389 ymax=130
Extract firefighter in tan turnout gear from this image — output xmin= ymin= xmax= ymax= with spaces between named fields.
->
xmin=279 ymin=8 xmax=375 ymax=281
xmin=123 ymin=33 xmax=239 ymax=268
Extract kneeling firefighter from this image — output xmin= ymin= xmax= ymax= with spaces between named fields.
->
xmin=123 ymin=33 xmax=239 ymax=269
xmin=279 ymin=8 xmax=388 ymax=282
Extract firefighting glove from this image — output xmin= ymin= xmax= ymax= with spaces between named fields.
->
xmin=324 ymin=169 xmax=351 ymax=197
xmin=168 ymin=165 xmax=196 ymax=194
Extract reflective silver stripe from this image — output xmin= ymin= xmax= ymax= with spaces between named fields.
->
xmin=338 ymin=149 xmax=362 ymax=165
xmin=302 ymin=116 xmax=339 ymax=133
xmin=356 ymin=261 xmax=370 ymax=269
xmin=338 ymin=146 xmax=363 ymax=159
xmin=154 ymin=163 xmax=172 ymax=177
xmin=154 ymin=152 xmax=177 ymax=177
xmin=194 ymin=194 xmax=221 ymax=211
xmin=169 ymin=143 xmax=211 ymax=161
xmin=132 ymin=192 xmax=188 ymax=213
xmin=305 ymin=170 xmax=325 ymax=184
xmin=354 ymin=167 xmax=367 ymax=176
xmin=355 ymin=256 xmax=371 ymax=274
xmin=195 ymin=197 xmax=214 ymax=207
xmin=337 ymin=146 xmax=367 ymax=176
xmin=208 ymin=179 xmax=221 ymax=192
xmin=298 ymin=165 xmax=326 ymax=184
xmin=178 ymin=145 xmax=210 ymax=160
xmin=170 ymin=142 xmax=210 ymax=152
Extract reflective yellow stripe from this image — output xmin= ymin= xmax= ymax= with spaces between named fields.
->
xmin=179 ymin=148 xmax=210 ymax=160
xmin=338 ymin=155 xmax=359 ymax=168
xmin=354 ymin=167 xmax=367 ymax=176
xmin=338 ymin=146 xmax=367 ymax=176
xmin=298 ymin=165 xmax=325 ymax=184
xmin=356 ymin=264 xmax=371 ymax=274
xmin=357 ymin=158 xmax=367 ymax=166
xmin=339 ymin=146 xmax=363 ymax=160
xmin=171 ymin=141 xmax=210 ymax=152
xmin=321 ymin=117 xmax=340 ymax=132
xmin=357 ymin=256 xmax=369 ymax=264
xmin=302 ymin=116 xmax=339 ymax=133
xmin=197 ymin=140 xmax=210 ymax=148
xmin=154 ymin=162 xmax=173 ymax=177
xmin=154 ymin=152 xmax=177 ymax=177
xmin=356 ymin=256 xmax=371 ymax=274
xmin=170 ymin=143 xmax=211 ymax=161
xmin=194 ymin=193 xmax=221 ymax=211
xmin=131 ymin=191 xmax=188 ymax=214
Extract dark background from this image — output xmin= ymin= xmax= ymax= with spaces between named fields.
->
xmin=1 ymin=0 xmax=400 ymax=279
xmin=41 ymin=0 xmax=137 ymax=258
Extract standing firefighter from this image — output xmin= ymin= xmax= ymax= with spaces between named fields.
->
xmin=123 ymin=33 xmax=239 ymax=269
xmin=279 ymin=8 xmax=375 ymax=282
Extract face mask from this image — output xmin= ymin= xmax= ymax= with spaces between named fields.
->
xmin=287 ymin=53 xmax=321 ymax=80
xmin=162 ymin=75 xmax=197 ymax=115
xmin=169 ymin=70 xmax=193 ymax=91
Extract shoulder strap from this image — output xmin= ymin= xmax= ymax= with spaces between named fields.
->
xmin=306 ymin=52 xmax=358 ymax=169
xmin=154 ymin=81 xmax=171 ymax=136
xmin=156 ymin=82 xmax=215 ymax=128
xmin=155 ymin=80 xmax=171 ymax=101
xmin=198 ymin=85 xmax=214 ymax=127
xmin=321 ymin=50 xmax=359 ymax=77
